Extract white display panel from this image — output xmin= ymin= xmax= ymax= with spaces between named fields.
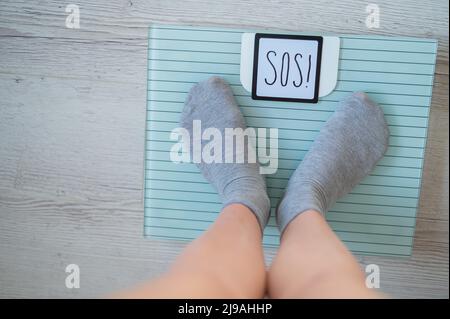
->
xmin=251 ymin=34 xmax=324 ymax=103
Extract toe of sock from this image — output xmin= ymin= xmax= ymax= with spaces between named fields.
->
xmin=181 ymin=77 xmax=229 ymax=124
xmin=190 ymin=76 xmax=231 ymax=97
xmin=353 ymin=92 xmax=390 ymax=157
xmin=347 ymin=92 xmax=383 ymax=117
xmin=338 ymin=92 xmax=390 ymax=160
xmin=348 ymin=91 xmax=389 ymax=126
xmin=205 ymin=76 xmax=228 ymax=87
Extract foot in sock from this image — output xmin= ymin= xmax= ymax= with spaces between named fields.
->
xmin=180 ymin=76 xmax=270 ymax=232
xmin=277 ymin=92 xmax=389 ymax=234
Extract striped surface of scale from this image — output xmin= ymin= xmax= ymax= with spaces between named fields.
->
xmin=144 ymin=25 xmax=438 ymax=256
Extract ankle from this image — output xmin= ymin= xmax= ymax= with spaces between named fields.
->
xmin=281 ymin=209 xmax=324 ymax=240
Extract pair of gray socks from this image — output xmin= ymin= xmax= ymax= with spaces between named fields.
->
xmin=180 ymin=77 xmax=389 ymax=234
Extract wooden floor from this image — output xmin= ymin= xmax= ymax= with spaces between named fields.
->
xmin=0 ymin=0 xmax=448 ymax=298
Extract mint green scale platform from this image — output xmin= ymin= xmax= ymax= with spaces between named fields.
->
xmin=144 ymin=24 xmax=438 ymax=256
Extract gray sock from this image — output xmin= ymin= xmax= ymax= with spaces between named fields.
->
xmin=180 ymin=76 xmax=270 ymax=231
xmin=277 ymin=92 xmax=389 ymax=234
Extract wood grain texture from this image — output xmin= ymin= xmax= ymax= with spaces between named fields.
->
xmin=0 ymin=0 xmax=448 ymax=298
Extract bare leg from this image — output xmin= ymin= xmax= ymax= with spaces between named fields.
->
xmin=117 ymin=204 xmax=266 ymax=298
xmin=268 ymin=210 xmax=383 ymax=298
xmin=270 ymin=93 xmax=388 ymax=298
xmin=117 ymin=78 xmax=271 ymax=298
